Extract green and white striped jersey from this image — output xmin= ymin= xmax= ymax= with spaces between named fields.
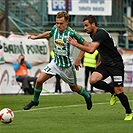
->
xmin=49 ymin=25 xmax=85 ymax=68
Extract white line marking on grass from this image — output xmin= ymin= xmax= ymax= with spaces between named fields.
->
xmin=14 ymin=100 xmax=133 ymax=113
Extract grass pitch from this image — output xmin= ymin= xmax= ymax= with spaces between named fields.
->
xmin=0 ymin=93 xmax=133 ymax=133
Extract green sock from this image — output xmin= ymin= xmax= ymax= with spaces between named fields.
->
xmin=33 ymin=87 xmax=42 ymax=103
xmin=79 ymin=86 xmax=90 ymax=101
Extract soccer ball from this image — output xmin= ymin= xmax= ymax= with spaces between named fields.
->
xmin=0 ymin=108 xmax=14 ymax=124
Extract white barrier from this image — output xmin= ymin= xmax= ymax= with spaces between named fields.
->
xmin=0 ymin=63 xmax=85 ymax=94
xmin=0 ymin=35 xmax=133 ymax=94
xmin=0 ymin=34 xmax=50 ymax=64
xmin=0 ymin=60 xmax=133 ymax=94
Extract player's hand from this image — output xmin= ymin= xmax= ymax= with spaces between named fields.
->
xmin=28 ymin=35 xmax=36 ymax=39
xmin=68 ymin=37 xmax=78 ymax=47
xmin=74 ymin=58 xmax=81 ymax=70
xmin=18 ymin=56 xmax=24 ymax=62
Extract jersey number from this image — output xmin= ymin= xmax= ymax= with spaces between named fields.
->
xmin=44 ymin=66 xmax=51 ymax=72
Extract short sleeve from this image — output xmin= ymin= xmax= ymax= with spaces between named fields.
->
xmin=93 ymin=30 xmax=107 ymax=44
xmin=49 ymin=25 xmax=56 ymax=36
xmin=72 ymin=31 xmax=85 ymax=44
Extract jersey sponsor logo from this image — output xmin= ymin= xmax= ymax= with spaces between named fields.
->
xmin=55 ymin=39 xmax=64 ymax=48
xmin=113 ymin=76 xmax=122 ymax=82
xmin=54 ymin=49 xmax=67 ymax=56
xmin=117 ymin=82 xmax=122 ymax=85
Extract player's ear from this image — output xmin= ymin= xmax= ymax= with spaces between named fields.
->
xmin=92 ymin=22 xmax=96 ymax=27
xmin=66 ymin=20 xmax=69 ymax=25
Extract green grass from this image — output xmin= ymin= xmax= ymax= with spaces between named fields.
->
xmin=0 ymin=93 xmax=133 ymax=133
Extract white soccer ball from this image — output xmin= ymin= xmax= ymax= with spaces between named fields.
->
xmin=0 ymin=108 xmax=14 ymax=124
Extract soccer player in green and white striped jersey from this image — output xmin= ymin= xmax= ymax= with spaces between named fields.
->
xmin=24 ymin=11 xmax=92 ymax=111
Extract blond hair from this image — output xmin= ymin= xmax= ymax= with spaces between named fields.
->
xmin=56 ymin=11 xmax=69 ymax=21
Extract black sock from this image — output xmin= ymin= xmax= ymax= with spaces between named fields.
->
xmin=116 ymin=92 xmax=132 ymax=114
xmin=92 ymin=81 xmax=114 ymax=94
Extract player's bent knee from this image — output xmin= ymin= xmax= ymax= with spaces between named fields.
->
xmin=70 ymin=85 xmax=81 ymax=92
xmin=36 ymin=78 xmax=43 ymax=86
xmin=114 ymin=86 xmax=124 ymax=94
xmin=89 ymin=78 xmax=97 ymax=85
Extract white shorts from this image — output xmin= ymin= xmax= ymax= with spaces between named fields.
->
xmin=42 ymin=60 xmax=77 ymax=86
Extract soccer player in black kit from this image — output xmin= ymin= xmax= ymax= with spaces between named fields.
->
xmin=68 ymin=15 xmax=133 ymax=120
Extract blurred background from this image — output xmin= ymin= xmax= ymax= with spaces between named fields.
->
xmin=0 ymin=0 xmax=133 ymax=48
xmin=0 ymin=0 xmax=133 ymax=94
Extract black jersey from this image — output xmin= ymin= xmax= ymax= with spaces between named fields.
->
xmin=90 ymin=28 xmax=123 ymax=66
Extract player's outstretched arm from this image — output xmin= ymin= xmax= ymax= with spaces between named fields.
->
xmin=28 ymin=31 xmax=51 ymax=40
xmin=68 ymin=37 xmax=99 ymax=54
xmin=74 ymin=40 xmax=88 ymax=70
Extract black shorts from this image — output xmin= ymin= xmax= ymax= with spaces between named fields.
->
xmin=94 ymin=62 xmax=124 ymax=87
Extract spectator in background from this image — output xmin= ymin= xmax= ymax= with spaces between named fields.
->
xmin=13 ymin=54 xmax=37 ymax=94
xmin=50 ymin=50 xmax=62 ymax=93
xmin=82 ymin=50 xmax=99 ymax=93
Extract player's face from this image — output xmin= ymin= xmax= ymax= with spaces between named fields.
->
xmin=83 ymin=20 xmax=94 ymax=34
xmin=56 ymin=17 xmax=68 ymax=32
